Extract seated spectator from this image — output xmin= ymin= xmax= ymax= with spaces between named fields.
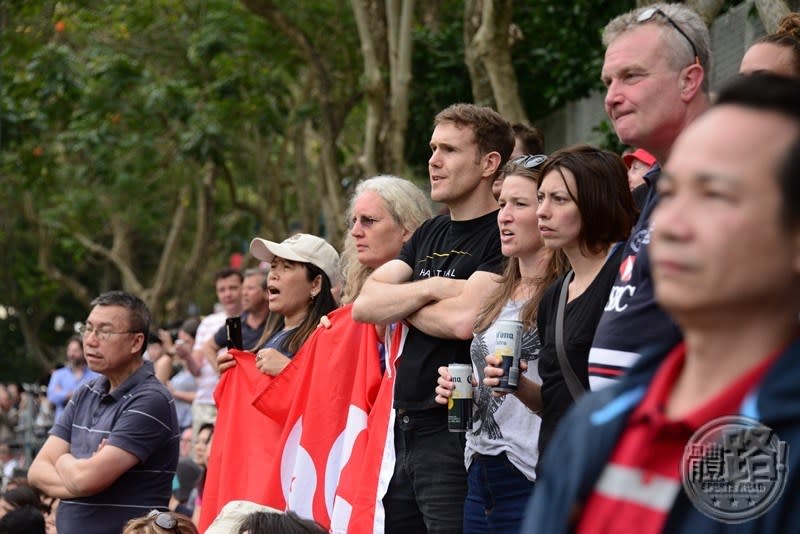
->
xmin=121 ymin=510 xmax=198 ymax=534
xmin=170 ymin=458 xmax=201 ymax=518
xmin=237 ymin=510 xmax=326 ymax=534
xmin=0 ymin=485 xmax=48 ymax=518
xmin=190 ymin=423 xmax=213 ymax=526
xmin=0 ymin=505 xmax=45 ymax=534
xmin=0 ymin=388 xmax=18 ymax=446
xmin=178 ymin=427 xmax=193 ymax=460
xmin=0 ymin=445 xmax=20 ymax=490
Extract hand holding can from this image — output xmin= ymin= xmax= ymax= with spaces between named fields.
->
xmin=447 ymin=363 xmax=473 ymax=432
xmin=492 ymin=320 xmax=523 ymax=393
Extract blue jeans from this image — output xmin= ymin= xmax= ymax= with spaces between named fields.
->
xmin=383 ymin=408 xmax=467 ymax=534
xmin=463 ymin=452 xmax=535 ymax=534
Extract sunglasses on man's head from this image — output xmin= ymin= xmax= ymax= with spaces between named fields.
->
xmin=637 ymin=7 xmax=700 ymax=66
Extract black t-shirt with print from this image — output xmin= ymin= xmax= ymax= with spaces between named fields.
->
xmin=395 ymin=212 xmax=503 ymax=411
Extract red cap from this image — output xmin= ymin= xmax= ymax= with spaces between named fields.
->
xmin=622 ymin=148 xmax=656 ymax=169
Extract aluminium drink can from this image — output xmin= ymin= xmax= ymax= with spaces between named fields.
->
xmin=447 ymin=363 xmax=473 ymax=432
xmin=492 ymin=319 xmax=523 ymax=393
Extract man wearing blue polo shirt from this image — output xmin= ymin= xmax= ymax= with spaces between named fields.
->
xmin=29 ymin=291 xmax=179 ymax=534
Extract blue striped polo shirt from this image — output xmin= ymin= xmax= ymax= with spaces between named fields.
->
xmin=51 ymin=360 xmax=179 ymax=534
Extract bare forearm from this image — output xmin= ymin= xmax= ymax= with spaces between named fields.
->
xmin=202 ymin=344 xmax=220 ymax=371
xmin=406 ymin=274 xmax=490 ymax=339
xmin=55 ymin=454 xmax=97 ymax=497
xmin=352 ymin=278 xmax=434 ymax=324
xmin=171 ymin=390 xmax=196 ymax=403
xmin=407 ymin=299 xmax=475 ymax=340
xmin=28 ymin=459 xmax=78 ymax=500
xmin=185 ymin=351 xmax=204 ymax=377
xmin=514 ymin=376 xmax=543 ymax=414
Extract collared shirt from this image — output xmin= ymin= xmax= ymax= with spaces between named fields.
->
xmin=577 ymin=343 xmax=779 ymax=534
xmin=51 ymin=360 xmax=179 ymax=534
xmin=47 ymin=365 xmax=100 ymax=423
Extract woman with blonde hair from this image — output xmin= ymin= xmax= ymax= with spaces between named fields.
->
xmin=206 ymin=178 xmax=431 ymax=531
xmin=340 ymin=175 xmax=432 ymax=304
xmin=435 ymin=156 xmax=567 ymax=532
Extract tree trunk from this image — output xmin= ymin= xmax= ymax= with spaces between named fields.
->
xmin=385 ymin=0 xmax=415 ymax=175
xmin=471 ymin=0 xmax=527 ymax=123
xmin=146 ymin=185 xmax=190 ymax=314
xmin=754 ymin=0 xmax=791 ymax=33
xmin=351 ymin=0 xmax=387 ymax=178
xmin=242 ymin=0 xmax=346 ymax=245
xmin=463 ymin=0 xmax=495 ymax=107
xmin=684 ymin=0 xmax=726 ymax=25
xmin=173 ymin=161 xmax=217 ymax=314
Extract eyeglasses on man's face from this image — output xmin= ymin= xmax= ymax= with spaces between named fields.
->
xmin=78 ymin=324 xmax=138 ymax=342
xmin=637 ymin=7 xmax=700 ymax=66
xmin=510 ymin=154 xmax=547 ymax=170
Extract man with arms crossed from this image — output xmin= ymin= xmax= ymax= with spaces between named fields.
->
xmin=523 ymin=73 xmax=800 ymax=533
xmin=353 ymin=103 xmax=513 ymax=533
xmin=29 ymin=291 xmax=179 ymax=534
xmin=588 ymin=3 xmax=711 ymax=390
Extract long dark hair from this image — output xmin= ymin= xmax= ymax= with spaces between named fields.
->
xmin=536 ymin=145 xmax=637 ymax=257
xmin=255 ymin=263 xmax=337 ymax=355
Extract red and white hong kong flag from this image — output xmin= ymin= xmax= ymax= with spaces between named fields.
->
xmin=252 ymin=305 xmax=407 ymax=533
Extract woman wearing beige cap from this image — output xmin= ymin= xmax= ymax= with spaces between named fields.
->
xmin=216 ymin=233 xmax=339 ymax=375
xmin=202 ymin=233 xmax=339 ymax=529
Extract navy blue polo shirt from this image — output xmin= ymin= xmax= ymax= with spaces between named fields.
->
xmin=51 ymin=360 xmax=179 ymax=534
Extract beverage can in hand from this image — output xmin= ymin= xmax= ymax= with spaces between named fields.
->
xmin=492 ymin=320 xmax=523 ymax=393
xmin=447 ymin=363 xmax=473 ymax=432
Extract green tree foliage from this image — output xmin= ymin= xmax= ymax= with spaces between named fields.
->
xmin=405 ymin=0 xmax=634 ymax=176
xmin=1 ymin=0 xmax=301 ymax=378
xmin=2 ymin=0 xmax=635 ymax=381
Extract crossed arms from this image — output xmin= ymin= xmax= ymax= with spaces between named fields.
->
xmin=352 ymin=259 xmax=500 ymax=340
xmin=28 ymin=436 xmax=139 ymax=499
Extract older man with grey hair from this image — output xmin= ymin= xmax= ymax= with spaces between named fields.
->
xmin=587 ymin=3 xmax=711 ymax=391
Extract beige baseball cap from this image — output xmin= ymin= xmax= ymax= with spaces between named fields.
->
xmin=250 ymin=233 xmax=340 ymax=284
